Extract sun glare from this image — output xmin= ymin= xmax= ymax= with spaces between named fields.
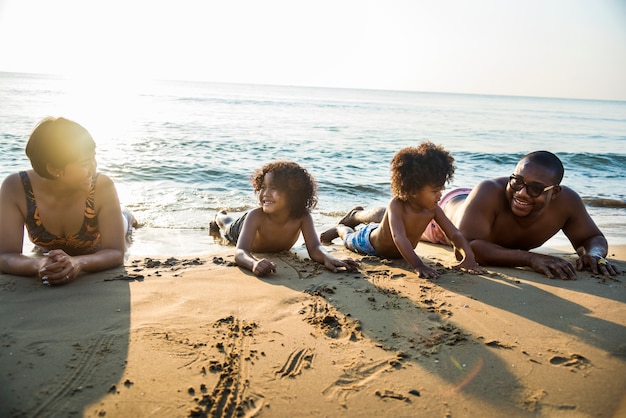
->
xmin=55 ymin=73 xmax=153 ymax=147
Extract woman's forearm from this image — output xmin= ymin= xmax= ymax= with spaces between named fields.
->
xmin=0 ymin=253 xmax=42 ymax=276
xmin=73 ymin=249 xmax=124 ymax=273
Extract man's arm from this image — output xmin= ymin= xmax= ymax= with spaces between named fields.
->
xmin=560 ymin=188 xmax=619 ymax=276
xmin=468 ymin=240 xmax=577 ymax=279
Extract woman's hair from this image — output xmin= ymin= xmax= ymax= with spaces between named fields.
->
xmin=251 ymin=161 xmax=318 ymax=218
xmin=390 ymin=142 xmax=455 ymax=201
xmin=25 ymin=117 xmax=96 ymax=179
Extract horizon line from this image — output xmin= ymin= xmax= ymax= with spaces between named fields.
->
xmin=2 ymin=69 xmax=625 ymax=104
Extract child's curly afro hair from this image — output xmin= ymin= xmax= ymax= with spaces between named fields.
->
xmin=390 ymin=142 xmax=455 ymax=201
xmin=251 ymin=161 xmax=318 ymax=218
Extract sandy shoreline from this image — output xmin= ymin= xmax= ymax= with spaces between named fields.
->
xmin=1 ymin=241 xmax=625 ymax=417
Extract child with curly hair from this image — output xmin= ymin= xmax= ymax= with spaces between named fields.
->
xmin=211 ymin=161 xmax=358 ymax=277
xmin=320 ymin=142 xmax=484 ymax=279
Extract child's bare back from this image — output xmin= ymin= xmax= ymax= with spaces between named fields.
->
xmin=369 ymin=199 xmax=436 ymax=258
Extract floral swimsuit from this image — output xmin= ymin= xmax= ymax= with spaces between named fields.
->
xmin=19 ymin=171 xmax=101 ymax=255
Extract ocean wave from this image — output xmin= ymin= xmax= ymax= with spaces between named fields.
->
xmin=583 ymin=198 xmax=626 ymax=209
xmin=454 ymin=151 xmax=626 ymax=177
xmin=563 ymin=152 xmax=626 ymax=170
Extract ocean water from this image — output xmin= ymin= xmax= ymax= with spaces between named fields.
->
xmin=1 ymin=71 xmax=625 ymax=255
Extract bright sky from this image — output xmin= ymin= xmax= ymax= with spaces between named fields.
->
xmin=1 ymin=0 xmax=625 ymax=100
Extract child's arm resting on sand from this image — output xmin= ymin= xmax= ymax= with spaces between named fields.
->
xmin=434 ymin=207 xmax=486 ymax=274
xmin=387 ymin=200 xmax=439 ymax=279
xmin=301 ymin=214 xmax=358 ymax=272
xmin=234 ymin=211 xmax=277 ymax=277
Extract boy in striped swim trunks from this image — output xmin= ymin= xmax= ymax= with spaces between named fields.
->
xmin=320 ymin=142 xmax=485 ymax=279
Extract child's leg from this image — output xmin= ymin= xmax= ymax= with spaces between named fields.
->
xmin=338 ymin=206 xmax=384 ymax=228
xmin=215 ymin=210 xmax=234 ymax=230
xmin=209 ymin=210 xmax=233 ymax=236
xmin=320 ymin=226 xmax=340 ymax=243
xmin=320 ymin=224 xmax=354 ymax=244
xmin=322 ymin=206 xmax=383 ymax=243
xmin=336 ymin=225 xmax=355 ymax=241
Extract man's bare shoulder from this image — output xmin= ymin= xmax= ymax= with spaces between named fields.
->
xmin=550 ymin=185 xmax=587 ymax=212
xmin=472 ymin=177 xmax=507 ymax=195
xmin=464 ymin=177 xmax=507 ymax=207
xmin=554 ymin=185 xmax=583 ymax=200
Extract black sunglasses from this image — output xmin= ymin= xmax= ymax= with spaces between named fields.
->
xmin=509 ymin=174 xmax=558 ymax=198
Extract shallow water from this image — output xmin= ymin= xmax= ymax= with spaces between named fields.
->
xmin=2 ymin=71 xmax=625 ymax=255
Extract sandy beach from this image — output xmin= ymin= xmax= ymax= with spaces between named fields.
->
xmin=1 ymin=239 xmax=625 ymax=418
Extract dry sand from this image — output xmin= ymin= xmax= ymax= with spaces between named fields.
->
xmin=1 ymin=242 xmax=625 ymax=418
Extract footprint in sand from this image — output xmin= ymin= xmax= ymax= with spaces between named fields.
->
xmin=301 ymin=299 xmax=362 ymax=341
xmin=549 ymin=353 xmax=591 ymax=370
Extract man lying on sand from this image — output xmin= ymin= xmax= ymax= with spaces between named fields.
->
xmin=323 ymin=151 xmax=619 ymax=280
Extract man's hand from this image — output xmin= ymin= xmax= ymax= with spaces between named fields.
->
xmin=530 ymin=253 xmax=577 ymax=280
xmin=577 ymin=254 xmax=620 ymax=276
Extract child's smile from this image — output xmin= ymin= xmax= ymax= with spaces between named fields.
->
xmin=259 ymin=172 xmax=287 ymax=213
